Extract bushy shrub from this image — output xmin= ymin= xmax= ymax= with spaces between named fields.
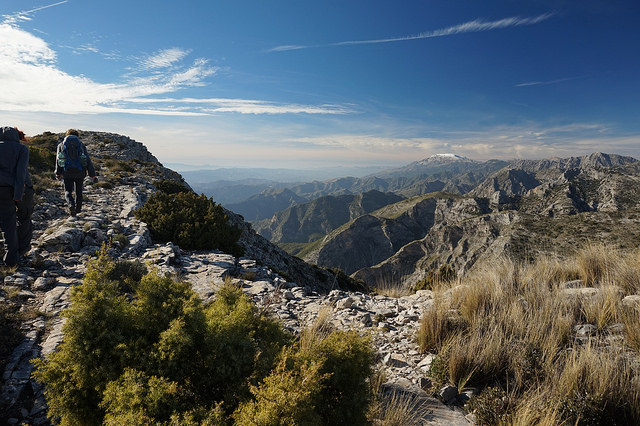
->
xmin=101 ymin=368 xmax=185 ymax=425
xmin=34 ymin=250 xmax=375 ymax=424
xmin=233 ymin=350 xmax=327 ymax=425
xmin=154 ymin=179 xmax=190 ymax=194
xmin=28 ymin=146 xmax=56 ymax=175
xmin=32 ymin=252 xmax=133 ymax=424
xmin=234 ymin=323 xmax=375 ymax=426
xmin=104 ymin=159 xmax=135 ymax=173
xmin=305 ymin=330 xmax=374 ymax=425
xmin=200 ymin=283 xmax=293 ymax=407
xmin=28 ymin=132 xmax=58 ymax=151
xmin=134 ymin=191 xmax=243 ymax=255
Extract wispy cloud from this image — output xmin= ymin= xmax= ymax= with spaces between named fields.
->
xmin=126 ymin=97 xmax=353 ymax=115
xmin=269 ymin=13 xmax=555 ymax=52
xmin=136 ymin=48 xmax=191 ymax=71
xmin=279 ymin=121 xmax=633 ymax=164
xmin=514 ymin=77 xmax=577 ymax=87
xmin=0 ymin=20 xmax=348 ymax=116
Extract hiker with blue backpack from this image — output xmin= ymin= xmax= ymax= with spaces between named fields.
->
xmin=55 ymin=129 xmax=97 ymax=217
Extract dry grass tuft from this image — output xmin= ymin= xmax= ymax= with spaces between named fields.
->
xmin=371 ymin=389 xmax=430 ymax=426
xmin=373 ymin=277 xmax=414 ymax=298
xmin=575 ymin=243 xmax=617 ymax=286
xmin=418 ymin=243 xmax=640 ymax=424
xmin=299 ymin=306 xmax=335 ymax=354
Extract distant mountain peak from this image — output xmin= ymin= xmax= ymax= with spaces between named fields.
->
xmin=413 ymin=154 xmax=473 ymax=166
xmin=417 ymin=153 xmax=473 ymax=164
xmin=429 ymin=153 xmax=469 ymax=160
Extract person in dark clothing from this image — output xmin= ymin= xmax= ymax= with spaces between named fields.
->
xmin=0 ymin=126 xmax=29 ymax=267
xmin=54 ymin=129 xmax=97 ymax=216
xmin=16 ymin=130 xmax=34 ymax=256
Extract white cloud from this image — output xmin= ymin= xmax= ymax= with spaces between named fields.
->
xmin=0 ymin=23 xmax=56 ymax=64
xmin=276 ymin=121 xmax=639 ymax=165
xmin=126 ymin=98 xmax=353 ymax=115
xmin=270 ymin=13 xmax=555 ymax=52
xmin=136 ymin=48 xmax=191 ymax=71
xmin=0 ymin=23 xmax=348 ymax=116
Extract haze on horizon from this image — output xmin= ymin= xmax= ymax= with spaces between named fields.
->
xmin=1 ymin=0 xmax=639 ymax=169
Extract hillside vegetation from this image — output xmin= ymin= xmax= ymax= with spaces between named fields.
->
xmin=33 ymin=249 xmax=374 ymax=425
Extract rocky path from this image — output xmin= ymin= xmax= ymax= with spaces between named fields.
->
xmin=1 ymin=178 xmax=470 ymax=424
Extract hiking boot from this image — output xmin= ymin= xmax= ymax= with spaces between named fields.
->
xmin=69 ymin=206 xmax=76 ymax=216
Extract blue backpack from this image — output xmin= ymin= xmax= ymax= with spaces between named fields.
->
xmin=57 ymin=137 xmax=88 ymax=171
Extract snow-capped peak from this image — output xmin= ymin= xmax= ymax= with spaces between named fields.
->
xmin=413 ymin=154 xmax=471 ymax=166
xmin=429 ymin=154 xmax=468 ymax=160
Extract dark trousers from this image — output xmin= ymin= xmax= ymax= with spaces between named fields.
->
xmin=16 ymin=185 xmax=34 ymax=255
xmin=0 ymin=186 xmax=18 ymax=266
xmin=63 ymin=177 xmax=84 ymax=212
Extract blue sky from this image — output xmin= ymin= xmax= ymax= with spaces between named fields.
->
xmin=1 ymin=1 xmax=639 ymax=169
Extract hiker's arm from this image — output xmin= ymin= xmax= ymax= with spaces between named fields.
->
xmin=83 ymin=144 xmax=96 ymax=178
xmin=13 ymin=146 xmax=28 ymax=201
xmin=54 ymin=144 xmax=62 ymax=177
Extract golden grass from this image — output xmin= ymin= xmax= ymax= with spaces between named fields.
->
xmin=372 ymin=277 xmax=415 ymax=298
xmin=623 ymin=307 xmax=640 ymax=353
xmin=299 ymin=306 xmax=335 ymax=354
xmin=417 ymin=244 xmax=640 ymax=424
xmin=370 ymin=389 xmax=430 ymax=426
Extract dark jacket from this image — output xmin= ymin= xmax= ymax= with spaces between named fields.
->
xmin=0 ymin=127 xmax=29 ymax=200
xmin=54 ymin=135 xmax=96 ymax=179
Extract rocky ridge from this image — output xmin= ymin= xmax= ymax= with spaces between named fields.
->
xmin=227 ymin=158 xmax=507 ymax=221
xmin=303 ymin=152 xmax=640 ymax=286
xmin=0 ymin=132 xmax=469 ymax=425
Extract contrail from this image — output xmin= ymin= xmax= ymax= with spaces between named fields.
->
xmin=2 ymin=0 xmax=69 ymax=24
xmin=20 ymin=0 xmax=69 ymax=15
xmin=269 ymin=13 xmax=555 ymax=52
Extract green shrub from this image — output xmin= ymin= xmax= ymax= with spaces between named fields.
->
xmin=233 ymin=349 xmax=327 ymax=425
xmin=28 ymin=146 xmax=56 ymax=175
xmin=203 ymin=284 xmax=293 ymax=407
xmin=32 ymin=251 xmax=292 ymax=424
xmin=235 ymin=327 xmax=374 ymax=426
xmin=33 ymin=250 xmax=375 ymax=425
xmin=28 ymin=132 xmax=58 ymax=151
xmin=134 ymin=191 xmax=243 ymax=255
xmin=298 ymin=329 xmax=375 ymax=425
xmin=101 ymin=368 xmax=184 ymax=425
xmin=154 ymin=179 xmax=190 ymax=194
xmin=111 ymin=233 xmax=129 ymax=249
xmin=427 ymin=352 xmax=450 ymax=390
xmin=32 ymin=252 xmax=133 ymax=425
xmin=105 ymin=159 xmax=135 ymax=173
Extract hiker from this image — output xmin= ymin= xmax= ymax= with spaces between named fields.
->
xmin=16 ymin=130 xmax=34 ymax=257
xmin=0 ymin=126 xmax=29 ymax=267
xmin=55 ymin=129 xmax=97 ymax=216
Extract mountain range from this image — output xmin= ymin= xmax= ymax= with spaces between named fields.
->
xmin=224 ymin=155 xmax=507 ymax=221
xmin=238 ymin=152 xmax=640 ymax=288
